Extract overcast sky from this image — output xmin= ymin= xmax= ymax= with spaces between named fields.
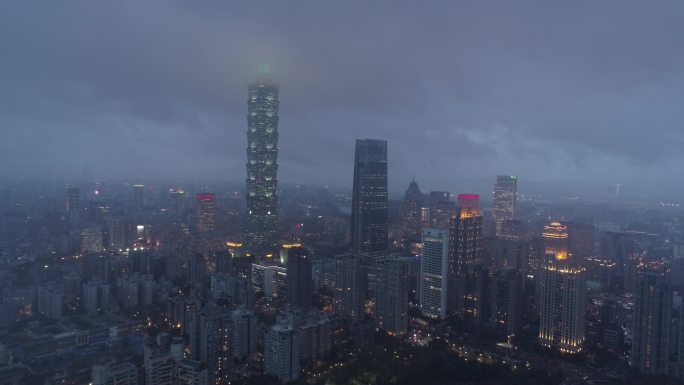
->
xmin=1 ymin=1 xmax=682 ymax=196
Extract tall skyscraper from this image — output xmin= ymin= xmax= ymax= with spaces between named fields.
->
xmin=538 ymin=221 xmax=586 ymax=354
xmin=196 ymin=193 xmax=216 ymax=233
xmin=490 ymin=267 xmax=522 ymax=335
xmin=285 ymin=244 xmax=313 ymax=310
xmin=420 ymin=229 xmax=449 ymax=319
xmin=350 ymin=139 xmax=388 ymax=260
xmin=492 ymin=175 xmax=517 ymax=237
xmin=429 ymin=191 xmax=454 ymax=230
xmin=244 ymin=75 xmax=280 ymax=258
xmin=132 ymin=184 xmax=144 ymax=211
xmin=65 ymin=187 xmax=80 ymax=222
xmin=374 ymin=256 xmax=409 ymax=336
xmin=632 ymin=263 xmax=672 ymax=375
xmin=401 ymin=179 xmax=422 ymax=241
xmin=447 ymin=194 xmax=484 ymax=315
xmin=333 ymin=253 xmax=364 ymax=324
xmin=169 ymin=188 xmax=186 ymax=218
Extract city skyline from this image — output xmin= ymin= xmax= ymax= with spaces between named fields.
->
xmin=1 ymin=2 xmax=684 ymax=199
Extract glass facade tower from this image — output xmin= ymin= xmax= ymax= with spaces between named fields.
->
xmin=244 ymin=76 xmax=280 ymax=258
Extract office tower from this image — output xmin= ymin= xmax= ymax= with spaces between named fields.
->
xmin=566 ymin=222 xmax=594 ymax=259
xmin=65 ymin=187 xmax=81 ymax=222
xmin=176 ymin=359 xmax=209 ymax=385
xmin=91 ymin=361 xmax=138 ymax=385
xmin=232 ymin=307 xmax=257 ymax=361
xmin=264 ymin=321 xmax=300 ymax=383
xmin=447 ymin=195 xmax=484 ymax=315
xmin=374 ymin=256 xmax=409 ymax=335
xmin=538 ymin=221 xmax=586 ymax=354
xmin=251 ymin=264 xmax=287 ymax=298
xmin=401 ymin=179 xmax=422 ymax=241
xmin=492 ymin=175 xmax=518 ymax=236
xmin=81 ymin=225 xmax=103 ymax=253
xmin=632 ymin=264 xmax=673 ymax=375
xmin=420 ymin=229 xmax=449 ymax=319
xmin=462 ymin=261 xmax=490 ymax=325
xmin=244 ymin=75 xmax=280 ymax=259
xmin=543 ymin=222 xmax=570 ymax=261
xmin=491 ymin=267 xmax=522 ymax=335
xmin=584 ymin=256 xmax=617 ymax=291
xmin=285 ymin=245 xmax=313 ymax=309
xmin=333 ymin=253 xmax=364 ymax=324
xmin=350 ymin=138 xmax=389 ymax=260
xmin=169 ymin=188 xmax=186 ymax=218
xmin=144 ymin=349 xmax=174 ymax=385
xmin=132 ymin=184 xmax=144 ymax=210
xmin=108 ymin=218 xmax=126 ymax=252
xmin=195 ymin=193 xmax=216 ymax=233
xmin=429 ymin=191 xmax=454 ymax=230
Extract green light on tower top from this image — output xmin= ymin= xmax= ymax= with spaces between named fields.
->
xmin=510 ymin=175 xmax=518 ymax=180
xmin=259 ymin=63 xmax=271 ymax=76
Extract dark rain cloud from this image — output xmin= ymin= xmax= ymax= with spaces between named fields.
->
xmin=1 ymin=1 xmax=683 ymax=196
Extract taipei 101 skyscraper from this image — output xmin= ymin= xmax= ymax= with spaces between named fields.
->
xmin=244 ymin=67 xmax=280 ymax=258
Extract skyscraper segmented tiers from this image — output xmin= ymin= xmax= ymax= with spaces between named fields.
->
xmin=244 ymin=74 xmax=280 ymax=258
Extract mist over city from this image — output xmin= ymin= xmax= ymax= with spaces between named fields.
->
xmin=1 ymin=1 xmax=683 ymax=385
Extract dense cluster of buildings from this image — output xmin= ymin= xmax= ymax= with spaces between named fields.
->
xmin=1 ymin=74 xmax=684 ymax=384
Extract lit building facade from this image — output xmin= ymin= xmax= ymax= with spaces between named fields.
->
xmin=447 ymin=194 xmax=484 ymax=315
xmin=492 ymin=175 xmax=517 ymax=236
xmin=244 ymin=76 xmax=280 ymax=258
xmin=538 ymin=221 xmax=586 ymax=354
xmin=420 ymin=228 xmax=449 ymax=319
xmin=333 ymin=253 xmax=364 ymax=324
xmin=196 ymin=193 xmax=216 ymax=233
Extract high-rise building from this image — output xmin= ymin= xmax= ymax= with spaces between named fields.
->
xmin=542 ymin=222 xmax=569 ymax=261
xmin=132 ymin=184 xmax=144 ymax=211
xmin=401 ymin=179 xmax=422 ymax=241
xmin=492 ymin=175 xmax=517 ymax=236
xmin=196 ymin=193 xmax=216 ymax=233
xmin=632 ymin=263 xmax=673 ymax=375
xmin=420 ymin=229 xmax=449 ymax=319
xmin=429 ymin=191 xmax=455 ymax=230
xmin=244 ymin=75 xmax=280 ymax=258
xmin=169 ymin=188 xmax=186 ymax=218
xmin=490 ymin=267 xmax=522 ymax=335
xmin=333 ymin=253 xmax=364 ymax=324
xmin=264 ymin=320 xmax=300 ymax=383
xmin=65 ymin=187 xmax=81 ymax=222
xmin=350 ymin=138 xmax=388 ymax=260
xmin=447 ymin=194 xmax=484 ymax=315
xmin=566 ymin=221 xmax=594 ymax=260
xmin=538 ymin=222 xmax=586 ymax=354
xmin=285 ymin=244 xmax=313 ymax=310
xmin=232 ymin=307 xmax=257 ymax=361
xmin=374 ymin=256 xmax=409 ymax=335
